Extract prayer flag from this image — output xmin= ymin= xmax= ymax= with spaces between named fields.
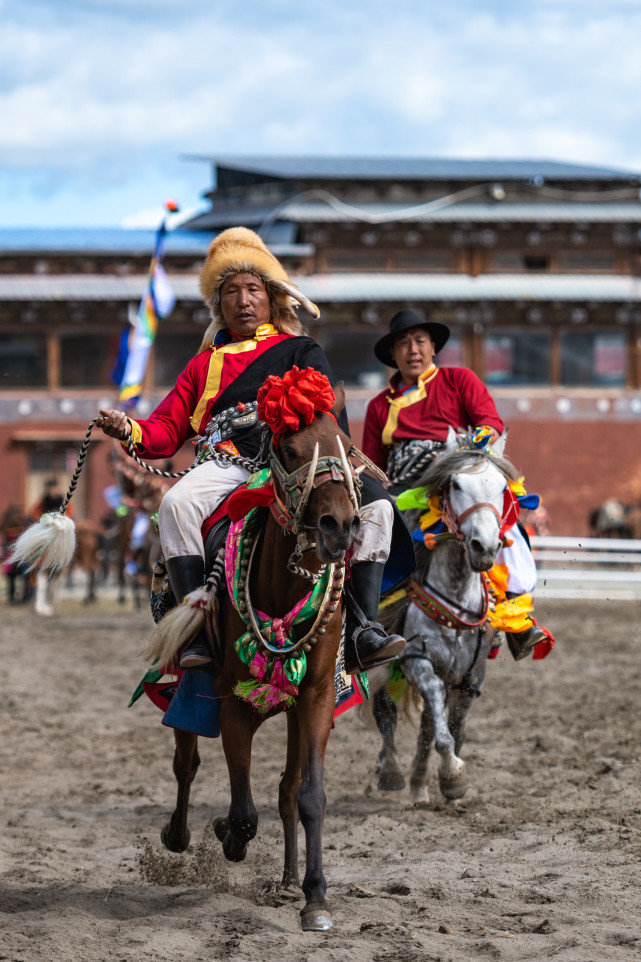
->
xmin=118 ymin=202 xmax=178 ymax=407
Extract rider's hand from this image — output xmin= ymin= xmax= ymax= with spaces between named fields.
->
xmin=97 ymin=409 xmax=132 ymax=441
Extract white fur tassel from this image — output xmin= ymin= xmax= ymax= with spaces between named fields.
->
xmin=9 ymin=512 xmax=76 ymax=573
xmin=142 ymin=585 xmax=212 ymax=666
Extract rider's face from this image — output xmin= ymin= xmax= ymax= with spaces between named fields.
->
xmin=220 ymin=272 xmax=272 ymax=337
xmin=389 ymin=327 xmax=436 ymax=384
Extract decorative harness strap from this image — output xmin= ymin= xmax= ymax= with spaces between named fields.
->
xmin=407 ymin=576 xmax=490 ymax=631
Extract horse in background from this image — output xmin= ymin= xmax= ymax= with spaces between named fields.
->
xmin=369 ymin=432 xmax=519 ymax=805
xmin=587 ymin=499 xmax=641 ymax=540
xmin=0 ymin=504 xmax=33 ymax=604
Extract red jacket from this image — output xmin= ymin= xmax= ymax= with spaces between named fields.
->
xmin=362 ymin=365 xmax=504 ymax=471
xmin=127 ymin=325 xmax=343 ymax=460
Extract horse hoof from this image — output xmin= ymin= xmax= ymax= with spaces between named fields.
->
xmin=439 ymin=773 xmax=467 ymax=800
xmin=213 ymin=817 xmax=247 ymax=862
xmin=410 ymin=786 xmax=430 ymax=807
xmin=378 ymin=770 xmax=406 ymax=792
xmin=213 ymin=817 xmax=228 ymax=842
xmin=300 ymin=905 xmax=333 ymax=931
xmin=160 ymin=823 xmax=190 ymax=852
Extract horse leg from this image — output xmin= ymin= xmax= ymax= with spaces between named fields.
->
xmin=279 ymin=711 xmax=301 ymax=888
xmin=373 ymin=687 xmax=405 ymax=791
xmin=296 ymin=682 xmax=335 ymax=932
xmin=404 ymin=659 xmax=466 ymax=803
xmin=161 ymin=729 xmax=200 ymax=852
xmin=214 ymin=699 xmax=260 ymax=863
xmin=448 ymin=688 xmax=474 ymax=757
xmin=84 ymin=568 xmax=96 ymax=604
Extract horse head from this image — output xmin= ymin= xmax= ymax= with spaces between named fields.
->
xmin=423 ymin=430 xmax=520 ymax=573
xmin=263 ymin=376 xmax=361 ymax=563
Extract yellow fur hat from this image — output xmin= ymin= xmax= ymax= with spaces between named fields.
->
xmin=197 ymin=227 xmax=320 ymax=351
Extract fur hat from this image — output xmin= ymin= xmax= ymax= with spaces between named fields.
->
xmin=197 ymin=227 xmax=320 ymax=351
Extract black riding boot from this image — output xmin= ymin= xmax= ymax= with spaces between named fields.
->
xmin=165 ymin=555 xmax=213 ymax=670
xmin=343 ymin=561 xmax=406 ymax=675
xmin=504 ymin=591 xmax=547 ymax=661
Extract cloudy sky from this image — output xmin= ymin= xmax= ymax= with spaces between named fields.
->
xmin=3 ymin=0 xmax=641 ymax=228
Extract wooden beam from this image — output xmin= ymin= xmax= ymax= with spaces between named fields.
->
xmin=47 ymin=332 xmax=60 ymax=390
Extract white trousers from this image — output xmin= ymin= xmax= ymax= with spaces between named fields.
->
xmin=158 ymin=459 xmax=394 ymax=567
xmin=159 ymin=461 xmax=250 ymax=559
xmin=497 ymin=523 xmax=537 ymax=595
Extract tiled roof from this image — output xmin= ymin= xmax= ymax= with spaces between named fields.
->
xmin=0 ymin=228 xmax=211 ymax=254
xmin=2 ymin=273 xmax=641 ymax=303
xmin=189 ymin=155 xmax=641 ymax=182
xmin=188 ymin=201 xmax=641 ymax=229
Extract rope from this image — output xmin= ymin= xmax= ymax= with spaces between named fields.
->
xmin=55 ymin=417 xmax=264 ymax=517
xmin=60 ymin=418 xmax=99 ymax=514
xmin=125 ymin=437 xmax=262 ymax=478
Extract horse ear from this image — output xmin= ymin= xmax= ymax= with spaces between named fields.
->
xmin=490 ymin=428 xmax=508 ymax=456
xmin=445 ymin=427 xmax=458 ymax=451
xmin=331 ymin=381 xmax=346 ymax=418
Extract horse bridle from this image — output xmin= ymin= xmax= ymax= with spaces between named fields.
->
xmin=441 ymin=488 xmax=507 ymax=543
xmin=268 ymin=435 xmax=362 ymax=536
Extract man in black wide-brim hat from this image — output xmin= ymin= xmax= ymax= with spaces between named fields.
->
xmin=362 ymin=308 xmax=550 ymax=662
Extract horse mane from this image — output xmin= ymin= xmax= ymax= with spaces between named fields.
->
xmin=421 ymin=444 xmax=521 ymax=496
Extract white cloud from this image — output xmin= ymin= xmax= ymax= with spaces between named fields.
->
xmin=2 ymin=0 xmax=641 ymax=225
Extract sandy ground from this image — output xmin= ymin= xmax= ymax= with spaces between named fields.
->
xmin=1 ymin=590 xmax=640 ymax=962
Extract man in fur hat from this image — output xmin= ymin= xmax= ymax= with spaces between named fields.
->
xmin=361 ymin=309 xmax=549 ymax=661
xmin=98 ymin=228 xmax=409 ymax=673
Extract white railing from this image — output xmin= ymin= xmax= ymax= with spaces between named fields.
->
xmin=530 ymin=536 xmax=641 ymax=600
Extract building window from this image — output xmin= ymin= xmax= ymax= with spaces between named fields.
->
xmin=60 ymin=333 xmax=120 ymax=387
xmin=484 ymin=332 xmax=550 ymax=385
xmin=523 ymin=255 xmax=550 ymax=271
xmin=560 ymin=331 xmax=626 ymax=386
xmin=154 ymin=331 xmax=203 ymax=386
xmin=395 ymin=251 xmax=453 ymax=271
xmin=490 ymin=253 xmax=550 ymax=271
xmin=325 ymin=251 xmax=388 ymax=270
xmin=557 ymin=251 xmax=616 ymax=272
xmin=0 ymin=334 xmax=48 ymax=387
xmin=321 ymin=330 xmax=388 ymax=389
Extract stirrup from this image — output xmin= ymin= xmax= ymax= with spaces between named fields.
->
xmin=343 ymin=623 xmax=406 ymax=675
xmin=505 ymin=624 xmax=547 ymax=661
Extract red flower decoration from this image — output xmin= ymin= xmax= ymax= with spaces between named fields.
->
xmin=257 ymin=366 xmax=336 ymax=440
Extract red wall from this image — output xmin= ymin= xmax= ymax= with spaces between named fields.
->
xmin=349 ymin=418 xmax=637 ymax=536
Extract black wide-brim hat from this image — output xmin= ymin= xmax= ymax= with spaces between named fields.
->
xmin=374 ymin=309 xmax=451 ymax=368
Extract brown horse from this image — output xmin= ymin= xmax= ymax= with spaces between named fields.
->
xmin=159 ymin=394 xmax=361 ymax=931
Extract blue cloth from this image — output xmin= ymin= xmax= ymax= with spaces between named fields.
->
xmin=162 ymin=670 xmax=221 ymax=738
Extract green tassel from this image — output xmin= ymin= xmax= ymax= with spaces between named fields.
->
xmin=233 ymin=679 xmax=296 ymax=714
xmin=129 ymin=667 xmax=163 ymax=707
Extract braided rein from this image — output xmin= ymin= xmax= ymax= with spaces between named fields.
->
xmin=55 ymin=418 xmax=265 ymax=519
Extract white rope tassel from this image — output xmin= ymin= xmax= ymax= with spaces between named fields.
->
xmin=9 ymin=512 xmax=76 ymax=573
xmin=142 ymin=585 xmax=212 ymax=666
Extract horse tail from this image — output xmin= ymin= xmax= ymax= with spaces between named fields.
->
xmin=356 ymin=664 xmax=391 ymax=729
xmin=400 ymin=684 xmax=423 ymax=729
xmin=140 ymin=585 xmax=211 ymax=665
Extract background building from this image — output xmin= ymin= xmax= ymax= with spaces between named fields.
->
xmin=2 ymin=156 xmax=641 ymax=532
